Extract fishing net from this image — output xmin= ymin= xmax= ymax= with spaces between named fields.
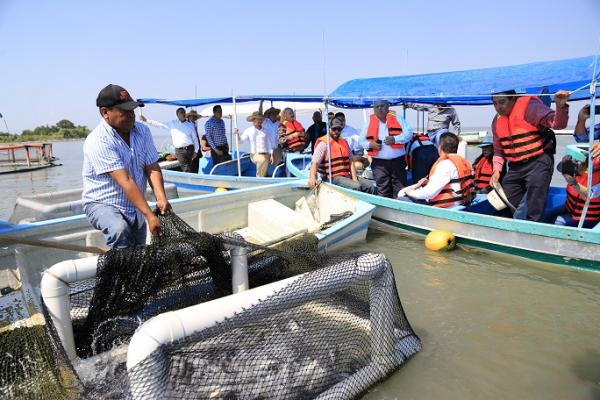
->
xmin=1 ymin=211 xmax=421 ymax=399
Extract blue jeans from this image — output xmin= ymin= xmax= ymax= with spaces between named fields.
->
xmin=86 ymin=203 xmax=147 ymax=249
xmin=554 ymin=213 xmax=598 ymax=229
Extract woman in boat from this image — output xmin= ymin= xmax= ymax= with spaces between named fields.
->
xmin=473 ymin=136 xmax=506 ymax=194
xmin=280 ymin=107 xmax=306 ymax=153
xmin=555 ymin=155 xmax=600 ymax=228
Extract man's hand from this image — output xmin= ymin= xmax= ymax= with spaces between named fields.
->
xmin=592 ymin=142 xmax=600 ymax=158
xmin=578 ymin=104 xmax=590 ymax=122
xmin=139 ymin=115 xmax=147 ymax=122
xmin=147 ymin=213 xmax=161 ymax=236
xmin=369 ymin=141 xmax=382 ymax=151
xmin=554 ymin=90 xmax=570 ymax=109
xmin=490 ymin=170 xmax=501 ymax=187
xmin=383 ymin=136 xmax=395 ymax=145
xmin=308 ymin=176 xmax=317 ymax=187
xmin=417 ymin=177 xmax=428 ymax=187
xmin=155 ymin=198 xmax=172 ymax=215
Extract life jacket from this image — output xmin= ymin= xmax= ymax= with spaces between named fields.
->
xmin=405 ymin=132 xmax=434 ymax=168
xmin=317 ymin=136 xmax=351 ymax=180
xmin=429 ymin=153 xmax=474 ymax=208
xmin=566 ymin=159 xmax=600 ymax=223
xmin=473 ymin=155 xmax=494 ymax=190
xmin=365 ymin=113 xmax=404 ymax=156
xmin=494 ymin=96 xmax=545 ymax=163
xmin=282 ymin=119 xmax=306 ymax=152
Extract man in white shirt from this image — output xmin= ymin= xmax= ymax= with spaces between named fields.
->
xmin=401 ymin=133 xmax=474 ymax=208
xmin=335 ymin=111 xmax=367 ymax=172
xmin=234 ymin=111 xmax=274 ymax=177
xmin=140 ymin=108 xmax=199 ymax=173
xmin=259 ymin=102 xmax=282 ymax=165
xmin=360 ymin=100 xmax=413 ymax=198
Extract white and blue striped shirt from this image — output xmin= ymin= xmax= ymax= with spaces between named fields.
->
xmin=82 ymin=119 xmax=159 ymax=225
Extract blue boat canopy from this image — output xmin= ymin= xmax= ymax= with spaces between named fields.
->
xmin=328 ymin=56 xmax=600 ymax=107
xmin=138 ymin=94 xmax=324 ymax=107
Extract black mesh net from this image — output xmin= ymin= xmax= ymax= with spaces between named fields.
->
xmin=1 ymin=211 xmax=421 ymax=399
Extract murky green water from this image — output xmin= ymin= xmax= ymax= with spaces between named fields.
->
xmin=355 ymin=225 xmax=600 ymax=400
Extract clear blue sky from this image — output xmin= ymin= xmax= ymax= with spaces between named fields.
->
xmin=1 ymin=0 xmax=599 ymax=134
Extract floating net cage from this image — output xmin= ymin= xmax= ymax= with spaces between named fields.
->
xmin=1 ymin=212 xmax=421 ymax=399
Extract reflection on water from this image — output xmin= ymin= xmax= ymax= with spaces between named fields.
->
xmin=357 ymin=226 xmax=600 ymax=400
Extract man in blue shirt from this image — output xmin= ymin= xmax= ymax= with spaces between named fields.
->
xmin=204 ymin=105 xmax=231 ymax=164
xmin=82 ymin=84 xmax=171 ymax=249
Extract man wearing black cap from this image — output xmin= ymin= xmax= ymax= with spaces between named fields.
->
xmin=82 ymin=84 xmax=171 ymax=249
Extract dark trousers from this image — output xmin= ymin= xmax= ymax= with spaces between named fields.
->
xmin=175 ymin=145 xmax=195 ymax=173
xmin=410 ymin=145 xmax=439 ymax=183
xmin=211 ymin=144 xmax=231 ymax=165
xmin=501 ymin=153 xmax=554 ymax=222
xmin=371 ymin=156 xmax=407 ymax=198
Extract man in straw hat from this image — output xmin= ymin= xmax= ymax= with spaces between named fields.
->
xmin=259 ymin=101 xmax=282 ymax=165
xmin=234 ymin=111 xmax=274 ymax=177
xmin=186 ymin=109 xmax=203 ymax=172
xmin=140 ymin=107 xmax=199 ymax=173
xmin=83 ymin=84 xmax=171 ymax=249
xmin=490 ymin=89 xmax=570 ymax=221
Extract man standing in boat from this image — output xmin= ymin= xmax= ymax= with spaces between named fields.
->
xmin=489 ymin=89 xmax=570 ymax=221
xmin=205 ymin=105 xmax=232 ymax=165
xmin=82 ymin=84 xmax=171 ymax=249
xmin=233 ymin=112 xmax=274 ymax=177
xmin=258 ymin=102 xmax=282 ymax=165
xmin=360 ymin=100 xmax=413 ymax=198
xmin=139 ymin=107 xmax=199 ymax=173
xmin=308 ymin=118 xmax=375 ymax=194
xmin=404 ymin=103 xmax=461 ymax=146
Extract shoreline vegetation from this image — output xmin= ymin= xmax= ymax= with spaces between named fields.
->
xmin=0 ymin=119 xmax=89 ymax=144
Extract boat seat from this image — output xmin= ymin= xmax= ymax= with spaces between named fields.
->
xmin=246 ymin=199 xmax=319 ymax=243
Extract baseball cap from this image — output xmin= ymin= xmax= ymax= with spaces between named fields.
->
xmin=96 ymin=84 xmax=144 ymax=110
xmin=331 ymin=118 xmax=343 ymax=129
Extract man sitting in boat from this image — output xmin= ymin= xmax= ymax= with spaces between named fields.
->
xmin=83 ymin=84 xmax=171 ymax=249
xmin=336 ymin=112 xmax=368 ymax=173
xmin=489 ymin=89 xmax=570 ymax=221
xmin=233 ymin=112 xmax=274 ymax=177
xmin=304 ymin=111 xmax=327 ymax=153
xmin=308 ymin=118 xmax=375 ymax=194
xmin=399 ymin=132 xmax=474 ymax=208
xmin=139 ymin=107 xmax=199 ymax=173
xmin=473 ymin=136 xmax=506 ymax=194
xmin=360 ymin=100 xmax=413 ymax=198
xmin=555 ymin=155 xmax=600 ymax=228
xmin=280 ymin=107 xmax=306 ymax=153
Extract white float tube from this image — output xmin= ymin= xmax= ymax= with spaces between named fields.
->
xmin=40 ymin=255 xmax=99 ymax=361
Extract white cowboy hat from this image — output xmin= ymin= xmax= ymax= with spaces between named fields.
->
xmin=487 ymin=182 xmax=515 ymax=211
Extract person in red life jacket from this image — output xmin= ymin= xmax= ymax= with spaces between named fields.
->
xmin=489 ymin=89 xmax=570 ymax=221
xmin=405 ymin=131 xmax=439 ymax=184
xmin=400 ymin=133 xmax=474 ymax=208
xmin=308 ymin=118 xmax=375 ymax=194
xmin=280 ymin=107 xmax=306 ymax=153
xmin=472 ymin=136 xmax=506 ymax=194
xmin=554 ymin=155 xmax=600 ymax=228
xmin=360 ymin=100 xmax=413 ymax=198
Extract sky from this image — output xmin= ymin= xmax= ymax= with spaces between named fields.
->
xmin=0 ymin=0 xmax=599 ymax=136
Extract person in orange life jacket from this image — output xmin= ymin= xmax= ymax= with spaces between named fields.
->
xmin=554 ymin=155 xmax=600 ymax=228
xmin=360 ymin=100 xmax=413 ymax=198
xmin=400 ymin=133 xmax=474 ymax=208
xmin=280 ymin=107 xmax=306 ymax=153
xmin=473 ymin=136 xmax=506 ymax=194
xmin=489 ymin=89 xmax=570 ymax=222
xmin=308 ymin=118 xmax=376 ymax=194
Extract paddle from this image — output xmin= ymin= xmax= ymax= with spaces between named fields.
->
xmin=0 ymin=235 xmax=107 ymax=254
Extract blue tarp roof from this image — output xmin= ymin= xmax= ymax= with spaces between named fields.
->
xmin=328 ymin=55 xmax=600 ymax=107
xmin=138 ymin=95 xmax=324 ymax=107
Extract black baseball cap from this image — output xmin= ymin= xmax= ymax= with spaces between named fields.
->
xmin=96 ymin=84 xmax=144 ymax=110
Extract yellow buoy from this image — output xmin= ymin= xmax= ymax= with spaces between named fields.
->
xmin=214 ymin=187 xmax=228 ymax=193
xmin=425 ymin=230 xmax=456 ymax=251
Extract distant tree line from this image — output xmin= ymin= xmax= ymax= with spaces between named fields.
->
xmin=0 ymin=119 xmax=89 ymax=143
